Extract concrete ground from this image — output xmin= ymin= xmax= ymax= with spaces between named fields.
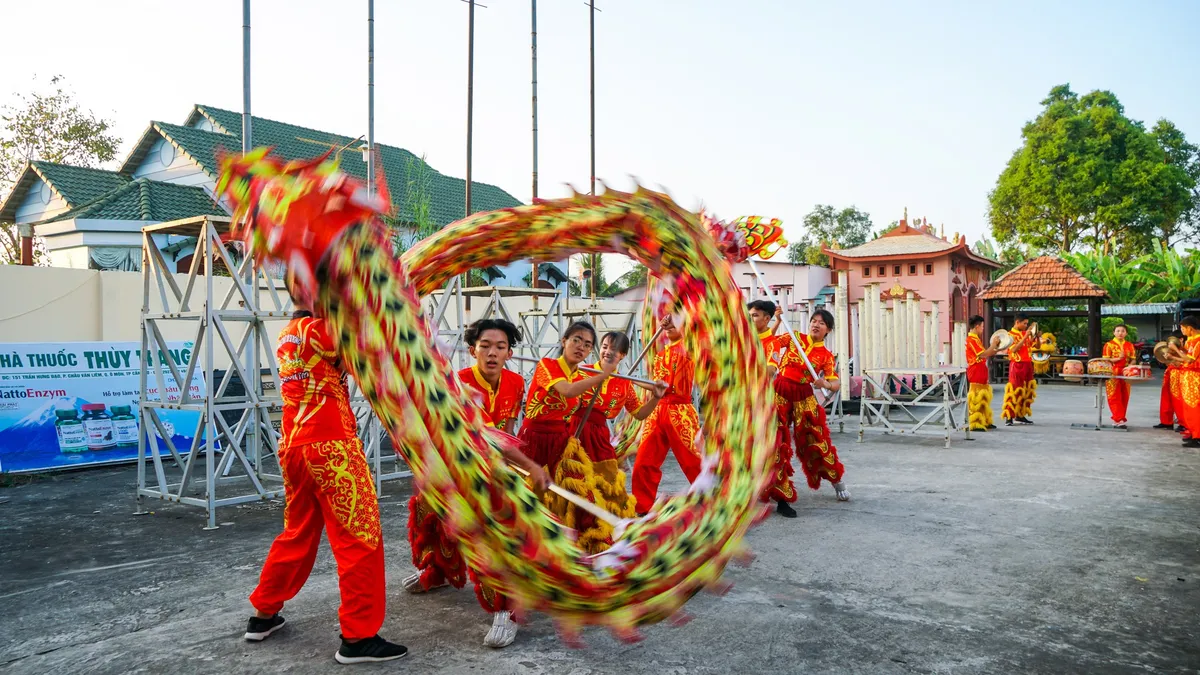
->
xmin=1 ymin=378 xmax=1198 ymax=674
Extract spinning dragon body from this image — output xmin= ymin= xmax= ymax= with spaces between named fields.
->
xmin=218 ymin=149 xmax=780 ymax=640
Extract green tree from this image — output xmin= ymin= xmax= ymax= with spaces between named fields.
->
xmin=1148 ymin=119 xmax=1200 ymax=247
xmin=988 ymin=84 xmax=1190 ymax=257
xmin=0 ymin=75 xmax=121 ymax=264
xmin=974 ymin=236 xmax=1030 ymax=275
xmin=389 ymin=153 xmax=438 ymax=255
xmin=786 ymin=238 xmax=814 ymax=265
xmin=1061 ymin=250 xmax=1148 ymax=304
xmin=800 ymin=204 xmax=873 ymax=266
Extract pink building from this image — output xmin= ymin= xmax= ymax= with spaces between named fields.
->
xmin=823 ymin=216 xmax=1000 ymax=347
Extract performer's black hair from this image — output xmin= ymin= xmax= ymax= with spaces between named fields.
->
xmin=601 ymin=331 xmax=632 ymax=356
xmin=969 ymin=315 xmax=985 ymax=329
xmin=1015 ymin=312 xmax=1030 ymax=322
xmin=562 ymin=321 xmax=598 ymax=348
xmin=1173 ymin=329 xmax=1186 ymax=339
xmin=1182 ymin=316 xmax=1200 ymax=330
xmin=292 ymin=309 xmax=314 ymax=319
xmin=812 ymin=308 xmax=835 ymax=331
xmin=747 ymin=299 xmax=776 ymax=315
xmin=465 ymin=318 xmax=520 ymax=346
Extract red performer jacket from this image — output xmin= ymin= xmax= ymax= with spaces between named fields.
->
xmin=1102 ymin=339 xmax=1137 ymax=372
xmin=276 ymin=317 xmax=357 ymax=447
xmin=776 ymin=333 xmax=838 ymax=386
xmin=966 ymin=332 xmax=989 ymax=385
xmin=524 ymin=356 xmax=585 ymax=422
xmin=651 ymin=341 xmax=695 ymax=405
xmin=579 ymin=362 xmax=642 ymax=419
xmin=458 ymin=366 xmax=525 ymax=428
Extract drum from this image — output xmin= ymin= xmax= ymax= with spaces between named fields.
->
xmin=1062 ymin=359 xmax=1085 ymax=381
xmin=991 ymin=330 xmax=1013 ymax=351
xmin=1087 ymin=358 xmax=1115 ymax=376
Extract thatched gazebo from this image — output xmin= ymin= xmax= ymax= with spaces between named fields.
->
xmin=978 ymin=256 xmax=1108 ymax=359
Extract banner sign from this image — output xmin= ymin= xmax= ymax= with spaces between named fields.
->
xmin=0 ymin=341 xmax=206 ymax=474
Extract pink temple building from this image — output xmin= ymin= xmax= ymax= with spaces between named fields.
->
xmin=823 ymin=214 xmax=1000 ymax=350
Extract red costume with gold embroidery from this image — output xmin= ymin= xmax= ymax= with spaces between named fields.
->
xmin=404 ymin=366 xmax=525 ymax=613
xmin=519 ymin=357 xmax=584 ymax=473
xmin=756 ymin=329 xmax=795 ymax=503
xmin=1002 ymin=328 xmax=1036 ymax=420
xmin=574 ymin=365 xmax=642 ymax=463
xmin=966 ymin=332 xmax=994 ymax=431
xmin=1174 ymin=336 xmax=1200 ymax=439
xmin=1102 ymin=338 xmax=1137 ymax=424
xmin=632 ymin=341 xmax=702 ymax=514
xmin=773 ymin=332 xmax=845 ymax=492
xmin=250 ymin=317 xmax=385 ymax=639
xmin=1161 ymin=365 xmax=1178 ymax=427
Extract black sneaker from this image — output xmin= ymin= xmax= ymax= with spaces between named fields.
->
xmin=1153 ymin=423 xmax=1174 ymax=429
xmin=335 ymin=635 xmax=408 ymax=664
xmin=244 ymin=614 xmax=286 ymax=642
xmin=1183 ymin=439 xmax=1200 ymax=449
xmin=776 ymin=500 xmax=798 ymax=518
xmin=1176 ymin=425 xmax=1186 ymax=433
xmin=1004 ymin=419 xmax=1014 ymax=426
xmin=1016 ymin=417 xmax=1034 ymax=425
xmin=986 ymin=424 xmax=997 ymax=430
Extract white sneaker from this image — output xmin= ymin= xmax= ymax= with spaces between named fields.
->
xmin=401 ymin=572 xmax=446 ymax=594
xmin=483 ymin=610 xmax=518 ymax=648
xmin=833 ymin=481 xmax=851 ymax=501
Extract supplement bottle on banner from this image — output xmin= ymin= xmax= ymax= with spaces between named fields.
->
xmin=110 ymin=405 xmax=139 ymax=449
xmin=55 ymin=409 xmax=88 ymax=453
xmin=80 ymin=403 xmax=116 ymax=451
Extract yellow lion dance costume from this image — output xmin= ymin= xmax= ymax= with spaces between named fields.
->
xmin=1032 ymin=332 xmax=1056 ymax=376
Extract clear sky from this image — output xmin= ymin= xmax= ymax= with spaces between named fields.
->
xmin=3 ymin=0 xmax=1199 ymax=250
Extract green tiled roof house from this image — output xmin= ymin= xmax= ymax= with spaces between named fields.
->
xmin=0 ymin=105 xmax=565 ymax=286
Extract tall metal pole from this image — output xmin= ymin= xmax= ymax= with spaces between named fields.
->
xmin=367 ymin=0 xmax=375 ymax=197
xmin=242 ymin=0 xmax=251 ymax=151
xmin=530 ymin=0 xmax=539 ymax=296
xmin=588 ymin=1 xmax=598 ymax=304
xmin=466 ymin=0 xmax=475 ymax=219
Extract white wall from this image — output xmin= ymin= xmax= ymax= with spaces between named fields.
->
xmin=14 ymin=177 xmax=70 ymax=224
xmin=131 ymin=136 xmax=214 ymax=189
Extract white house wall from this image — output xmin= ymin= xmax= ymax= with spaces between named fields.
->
xmin=14 ymin=177 xmax=70 ymax=224
xmin=48 ymin=246 xmax=92 ymax=269
xmin=132 ymin=136 xmax=214 ymax=189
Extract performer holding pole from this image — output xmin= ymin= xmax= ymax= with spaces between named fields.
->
xmin=245 ymin=308 xmax=408 ymax=664
xmin=632 ymin=314 xmax=703 ymax=515
xmin=1002 ymin=312 xmax=1040 ymax=426
xmin=748 ymin=300 xmax=797 ymax=515
xmin=402 ymin=318 xmax=549 ymax=649
xmin=966 ymin=315 xmax=1003 ymax=432
xmin=1102 ymin=323 xmax=1137 ymax=429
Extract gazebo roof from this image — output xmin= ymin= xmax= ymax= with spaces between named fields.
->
xmin=978 ymin=256 xmax=1106 ymax=300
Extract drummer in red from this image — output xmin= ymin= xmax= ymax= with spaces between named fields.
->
xmin=402 ymin=318 xmax=548 ymax=650
xmin=632 ymin=314 xmax=703 ymax=515
xmin=1170 ymin=316 xmax=1200 ymax=447
xmin=773 ymin=308 xmax=850 ymax=502
xmin=1155 ymin=330 xmax=1186 ymax=431
xmin=1102 ymin=323 xmax=1138 ymax=429
xmin=245 ymin=309 xmax=407 ymax=664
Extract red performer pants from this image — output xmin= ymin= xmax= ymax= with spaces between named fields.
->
xmin=775 ymin=378 xmax=844 ymax=491
xmin=632 ymin=399 xmax=702 ymax=514
xmin=1003 ymin=361 xmax=1036 ymax=420
xmin=250 ymin=438 xmax=385 ymax=640
xmin=1161 ymin=369 xmax=1176 ymax=426
xmin=760 ymin=379 xmax=797 ymax=503
xmin=406 ymin=495 xmax=507 ymax=613
xmin=1107 ymin=378 xmax=1131 ymax=424
xmin=518 ymin=418 xmax=571 ymax=475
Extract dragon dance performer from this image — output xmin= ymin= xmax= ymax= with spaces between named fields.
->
xmin=403 ymin=319 xmax=549 ymax=649
xmin=747 ymin=300 xmax=797 ymax=517
xmin=565 ymin=332 xmax=666 ymax=551
xmin=772 ymin=309 xmax=850 ymax=502
xmin=1002 ymin=313 xmax=1040 ymax=426
xmin=1102 ymin=323 xmax=1138 ymax=429
xmin=246 ymin=309 xmax=407 ymax=664
xmin=632 ymin=315 xmax=704 ymax=515
xmin=966 ymin=315 xmax=1003 ymax=432
xmin=1169 ymin=317 xmax=1200 ymax=448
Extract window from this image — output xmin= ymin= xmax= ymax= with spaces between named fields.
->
xmin=862 ymin=265 xmax=871 ymax=277
xmin=878 ymin=265 xmax=886 ymax=277
xmin=924 ymin=263 xmax=934 ymax=275
xmin=908 ymin=263 xmax=918 ymax=275
xmin=893 ymin=264 xmax=902 ymax=276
